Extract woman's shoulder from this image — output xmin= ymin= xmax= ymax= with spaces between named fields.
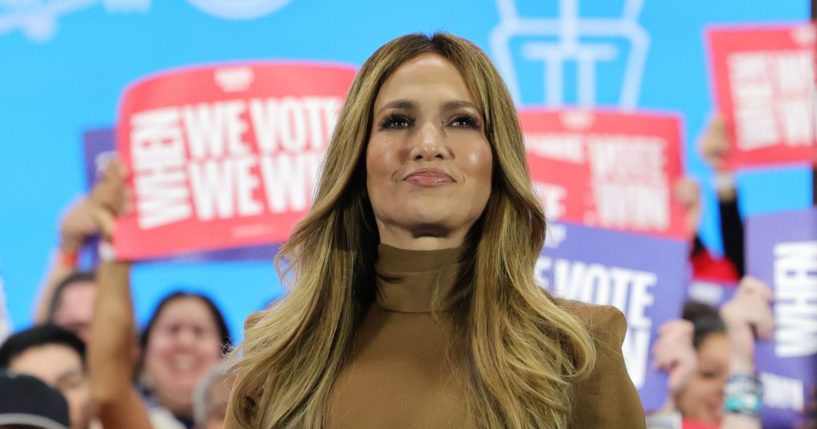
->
xmin=553 ymin=298 xmax=628 ymax=347
xmin=555 ymin=299 xmax=646 ymax=428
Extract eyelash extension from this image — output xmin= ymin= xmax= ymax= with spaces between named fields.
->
xmin=378 ymin=114 xmax=413 ymax=130
xmin=450 ymin=114 xmax=481 ymax=129
xmin=377 ymin=113 xmax=482 ymax=130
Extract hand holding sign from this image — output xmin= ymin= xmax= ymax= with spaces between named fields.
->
xmin=56 ymin=159 xmax=129 ymax=248
xmin=698 ymin=114 xmax=731 ymax=173
xmin=698 ymin=114 xmax=739 ymax=202
xmin=59 ymin=198 xmax=102 ymax=254
xmin=89 ymin=159 xmax=130 ymax=243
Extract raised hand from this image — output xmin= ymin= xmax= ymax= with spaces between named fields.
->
xmin=653 ymin=319 xmax=697 ymax=410
xmin=699 ymin=114 xmax=731 ymax=172
xmin=88 ymin=158 xmax=130 ymax=241
xmin=59 ymin=198 xmax=101 ymax=254
xmin=674 ymin=177 xmax=701 ymax=239
xmin=719 ymin=276 xmax=774 ymax=374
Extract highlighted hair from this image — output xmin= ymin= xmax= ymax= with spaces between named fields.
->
xmin=228 ymin=33 xmax=595 ymax=429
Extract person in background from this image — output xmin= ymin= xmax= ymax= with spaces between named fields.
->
xmin=0 ymin=325 xmax=96 ymax=429
xmin=92 ymin=288 xmax=229 ymax=429
xmin=35 ymin=185 xmax=109 ymax=342
xmin=650 ymin=277 xmax=774 ymax=429
xmin=91 ymin=282 xmax=230 ymax=429
xmin=678 ymin=114 xmax=745 ymax=285
xmin=83 ymin=163 xmax=231 ymax=429
xmin=42 ymin=272 xmax=97 ymax=343
xmin=193 ymin=361 xmax=234 ymax=429
xmin=138 ymin=292 xmax=231 ymax=428
xmin=24 ymin=160 xmax=229 ymax=429
xmin=0 ymin=371 xmax=71 ymax=429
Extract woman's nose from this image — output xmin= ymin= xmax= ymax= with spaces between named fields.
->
xmin=409 ymin=121 xmax=447 ymax=161
xmin=175 ymin=328 xmax=197 ymax=347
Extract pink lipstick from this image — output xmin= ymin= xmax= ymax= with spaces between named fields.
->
xmin=403 ymin=169 xmax=455 ymax=186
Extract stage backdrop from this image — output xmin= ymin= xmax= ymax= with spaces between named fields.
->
xmin=0 ymin=1 xmax=811 ymax=346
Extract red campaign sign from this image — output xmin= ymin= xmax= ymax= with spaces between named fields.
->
xmin=116 ymin=62 xmax=357 ymax=260
xmin=708 ymin=24 xmax=817 ymax=168
xmin=520 ymin=109 xmax=687 ymax=239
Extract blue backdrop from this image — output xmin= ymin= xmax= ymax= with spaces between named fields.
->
xmin=0 ymin=0 xmax=811 ymax=340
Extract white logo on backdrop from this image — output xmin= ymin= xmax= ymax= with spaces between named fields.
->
xmin=0 ymin=0 xmax=148 ymax=42
xmin=490 ymin=0 xmax=649 ymax=109
xmin=0 ymin=0 xmax=288 ymax=42
xmin=186 ymin=0 xmax=290 ymax=20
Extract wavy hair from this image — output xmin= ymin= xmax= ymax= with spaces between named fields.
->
xmin=228 ymin=32 xmax=596 ymax=428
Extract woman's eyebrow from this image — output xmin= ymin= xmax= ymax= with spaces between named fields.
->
xmin=441 ymin=100 xmax=480 ymax=111
xmin=375 ymin=99 xmax=416 ymax=116
xmin=375 ymin=99 xmax=480 ymax=116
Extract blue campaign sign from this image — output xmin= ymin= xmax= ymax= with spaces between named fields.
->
xmin=536 ymin=221 xmax=689 ymax=412
xmin=747 ymin=209 xmax=817 ymax=428
xmin=0 ymin=1 xmax=809 ymax=340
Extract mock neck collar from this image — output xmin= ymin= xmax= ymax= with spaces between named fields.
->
xmin=374 ymin=243 xmax=468 ymax=313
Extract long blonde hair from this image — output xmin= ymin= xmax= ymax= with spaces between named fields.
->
xmin=228 ymin=33 xmax=596 ymax=428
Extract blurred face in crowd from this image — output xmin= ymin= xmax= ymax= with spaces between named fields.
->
xmin=144 ymin=297 xmax=223 ymax=417
xmin=51 ymin=281 xmax=97 ymax=343
xmin=9 ymin=344 xmax=94 ymax=429
xmin=366 ymin=53 xmax=493 ymax=247
xmin=676 ymin=332 xmax=732 ymax=424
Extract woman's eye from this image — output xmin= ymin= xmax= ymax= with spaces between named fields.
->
xmin=379 ymin=114 xmax=413 ymax=129
xmin=163 ymin=323 xmax=181 ymax=335
xmin=193 ymin=325 xmax=212 ymax=338
xmin=450 ymin=114 xmax=480 ymax=129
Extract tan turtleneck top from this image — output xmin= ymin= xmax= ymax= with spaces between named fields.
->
xmin=326 ymin=244 xmax=646 ymax=429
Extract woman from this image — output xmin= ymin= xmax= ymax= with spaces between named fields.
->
xmin=139 ymin=292 xmax=230 ymax=427
xmin=226 ymin=33 xmax=643 ymax=428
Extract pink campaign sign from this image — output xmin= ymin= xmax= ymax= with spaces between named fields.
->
xmin=519 ymin=109 xmax=687 ymax=239
xmin=708 ymin=24 xmax=817 ymax=169
xmin=115 ymin=62 xmax=356 ymax=260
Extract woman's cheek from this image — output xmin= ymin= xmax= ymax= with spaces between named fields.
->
xmin=201 ymin=339 xmax=223 ymax=363
xmin=460 ymin=143 xmax=492 ymax=179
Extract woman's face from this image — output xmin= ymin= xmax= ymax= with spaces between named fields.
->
xmin=676 ymin=332 xmax=732 ymax=424
xmin=366 ymin=53 xmax=493 ymax=249
xmin=144 ymin=297 xmax=223 ymax=416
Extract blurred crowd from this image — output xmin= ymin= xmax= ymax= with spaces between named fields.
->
xmin=0 ymin=115 xmax=814 ymax=429
xmin=1 ymin=162 xmax=235 ymax=429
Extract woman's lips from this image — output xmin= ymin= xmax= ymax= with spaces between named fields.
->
xmin=403 ymin=169 xmax=455 ymax=186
